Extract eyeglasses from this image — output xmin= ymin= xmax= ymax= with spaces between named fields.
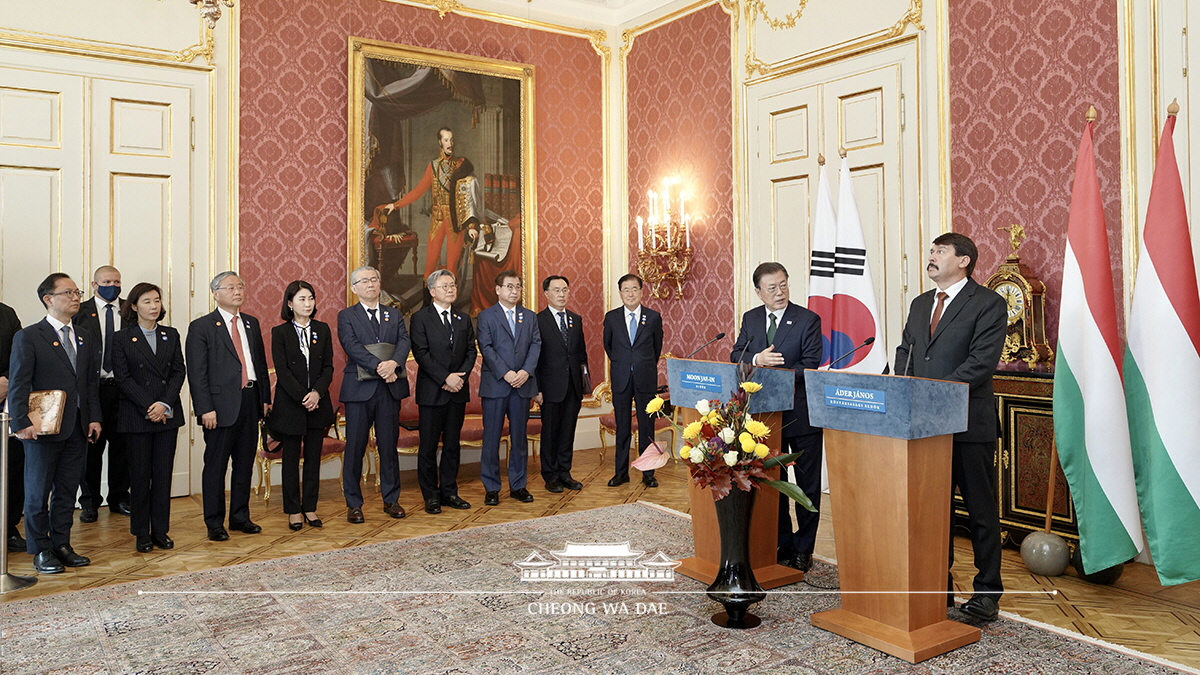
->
xmin=352 ymin=277 xmax=380 ymax=286
xmin=500 ymin=284 xmax=523 ymax=291
xmin=433 ymin=283 xmax=457 ymax=291
xmin=50 ymin=289 xmax=84 ymax=298
xmin=759 ymin=282 xmax=788 ymax=295
xmin=217 ymin=284 xmax=246 ymax=292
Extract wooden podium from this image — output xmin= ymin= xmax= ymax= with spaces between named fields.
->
xmin=803 ymin=369 xmax=981 ymax=663
xmin=666 ymin=358 xmax=803 ymax=589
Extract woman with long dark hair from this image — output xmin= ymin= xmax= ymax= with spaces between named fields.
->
xmin=110 ymin=283 xmax=186 ymax=552
xmin=270 ymin=280 xmax=335 ymax=529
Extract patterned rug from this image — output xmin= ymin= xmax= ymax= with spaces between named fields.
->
xmin=0 ymin=502 xmax=1189 ymax=675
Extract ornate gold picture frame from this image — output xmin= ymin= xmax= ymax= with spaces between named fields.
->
xmin=347 ymin=38 xmax=536 ymax=314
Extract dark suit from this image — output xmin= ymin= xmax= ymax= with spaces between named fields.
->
xmin=411 ymin=304 xmax=476 ymax=500
xmin=602 ymin=305 xmax=663 ymax=479
xmin=73 ymin=297 xmax=130 ymax=511
xmin=337 ymin=303 xmax=410 ymax=508
xmin=111 ymin=324 xmax=185 ymax=538
xmin=185 ymin=310 xmax=271 ymax=530
xmin=731 ymin=302 xmax=824 ymax=557
xmin=270 ymin=320 xmax=335 ymax=514
xmin=7 ymin=319 xmax=101 ymax=554
xmin=477 ymin=303 xmax=540 ymax=492
xmin=0 ymin=303 xmax=24 ymax=540
xmin=536 ymin=307 xmax=588 ymax=485
xmin=895 ymin=277 xmax=1007 ymax=597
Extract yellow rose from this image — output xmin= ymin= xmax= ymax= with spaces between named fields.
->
xmin=754 ymin=443 xmax=769 ymax=458
xmin=740 ymin=381 xmax=763 ymax=393
xmin=683 ymin=421 xmax=703 ymax=440
xmin=739 ymin=432 xmax=756 ymax=453
xmin=745 ymin=420 xmax=771 ymax=438
xmin=679 ymin=446 xmax=692 ymax=459
xmin=645 ymin=396 xmax=665 ymax=414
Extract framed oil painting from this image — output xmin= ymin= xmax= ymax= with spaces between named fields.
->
xmin=347 ymin=38 xmax=536 ymax=315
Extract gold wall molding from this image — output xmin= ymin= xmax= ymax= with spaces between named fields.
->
xmin=190 ymin=0 xmax=234 ymax=30
xmin=745 ymin=0 xmax=810 ymax=31
xmin=744 ymin=0 xmax=923 ymax=78
xmin=0 ymin=19 xmax=217 ymax=68
xmin=384 ymin=0 xmax=608 ymax=45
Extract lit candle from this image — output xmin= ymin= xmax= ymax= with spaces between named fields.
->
xmin=685 ymin=214 xmax=691 ymax=248
xmin=662 ymin=180 xmax=671 ymax=223
xmin=680 ymin=193 xmax=687 ymax=223
xmin=636 ymin=216 xmax=644 ymax=250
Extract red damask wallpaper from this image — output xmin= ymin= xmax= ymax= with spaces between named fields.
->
xmin=626 ymin=4 xmax=735 ymax=361
xmin=949 ymin=0 xmax=1122 ymax=350
xmin=239 ymin=0 xmax=605 ymax=384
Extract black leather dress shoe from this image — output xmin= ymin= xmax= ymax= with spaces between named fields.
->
xmin=151 ymin=534 xmax=174 ymax=549
xmin=544 ymin=481 xmax=564 ymax=493
xmin=641 ymin=475 xmax=659 ymax=488
xmin=110 ymin=501 xmax=132 ymax=516
xmin=230 ymin=521 xmax=262 ymax=534
xmin=424 ymin=498 xmax=442 ymax=514
xmin=960 ymin=595 xmax=999 ymax=621
xmin=347 ymin=507 xmax=364 ymax=524
xmin=484 ymin=491 xmax=500 ymax=506
xmin=52 ymin=544 xmax=90 ymax=567
xmin=7 ymin=533 xmax=26 ymax=553
xmin=208 ymin=526 xmax=230 ymax=541
xmin=136 ymin=536 xmax=154 ymax=553
xmin=607 ymin=474 xmax=630 ymax=487
xmin=79 ymin=508 xmax=98 ymax=523
xmin=790 ymin=553 xmax=813 ymax=572
xmin=561 ymin=478 xmax=584 ymax=491
xmin=510 ymin=488 xmax=534 ymax=503
xmin=383 ymin=503 xmax=406 ymax=519
xmin=304 ymin=515 xmax=322 ymax=528
xmin=33 ymin=550 xmax=64 ymax=574
xmin=443 ymin=495 xmax=471 ymax=510
xmin=288 ymin=519 xmax=303 ymax=531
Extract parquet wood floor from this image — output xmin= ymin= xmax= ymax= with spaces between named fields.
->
xmin=4 ymin=448 xmax=1198 ymax=669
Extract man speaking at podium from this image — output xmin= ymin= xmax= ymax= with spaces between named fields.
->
xmin=894 ymin=233 xmax=1007 ymax=621
xmin=730 ymin=262 xmax=823 ymax=572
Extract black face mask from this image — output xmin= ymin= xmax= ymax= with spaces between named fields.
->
xmin=97 ymin=285 xmax=120 ymax=302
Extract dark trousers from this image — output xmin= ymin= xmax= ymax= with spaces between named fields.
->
xmin=539 ymin=393 xmax=582 ymax=484
xmin=611 ymin=383 xmax=655 ymax=479
xmin=127 ymin=428 xmax=178 ymax=537
xmin=280 ymin=427 xmax=324 ymax=514
xmin=343 ymin=386 xmax=401 ymax=507
xmin=951 ymin=440 xmax=1003 ymax=598
xmin=6 ymin=436 xmax=23 ymax=538
xmin=778 ymin=431 xmax=823 ymax=557
xmin=79 ymin=380 xmax=128 ymax=509
xmin=481 ymin=391 xmax=529 ymax=492
xmin=417 ymin=402 xmax=465 ymax=500
xmin=23 ymin=419 xmax=86 ymax=553
xmin=201 ymin=387 xmax=259 ymax=529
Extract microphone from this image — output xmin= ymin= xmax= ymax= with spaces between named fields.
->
xmin=686 ymin=332 xmax=726 ymax=358
xmin=901 ymin=340 xmax=913 ymax=376
xmin=824 ymin=337 xmax=875 ymax=370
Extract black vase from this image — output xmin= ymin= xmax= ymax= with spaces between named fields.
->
xmin=706 ymin=487 xmax=767 ymax=628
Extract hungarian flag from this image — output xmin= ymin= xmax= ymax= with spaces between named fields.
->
xmin=1126 ymin=109 xmax=1200 ymax=585
xmin=1053 ymin=110 xmax=1142 ymax=574
xmin=808 ymin=155 xmax=885 ymax=372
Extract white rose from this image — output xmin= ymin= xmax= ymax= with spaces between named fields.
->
xmin=696 ymin=399 xmax=711 ymax=415
xmin=723 ymin=451 xmax=738 ymax=466
xmin=718 ymin=427 xmax=736 ymax=444
xmin=690 ymin=451 xmax=705 ymax=463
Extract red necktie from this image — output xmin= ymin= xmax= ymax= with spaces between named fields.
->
xmin=930 ymin=292 xmax=948 ymax=337
xmin=231 ymin=315 xmax=250 ymax=388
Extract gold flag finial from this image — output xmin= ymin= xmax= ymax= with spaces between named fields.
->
xmin=1168 ymin=98 xmax=1180 ymax=116
xmin=999 ymin=223 xmax=1026 ymax=258
xmin=817 ymin=153 xmax=825 ymax=166
xmin=838 ymin=146 xmax=847 ymax=159
xmin=1086 ymin=105 xmax=1097 ymax=122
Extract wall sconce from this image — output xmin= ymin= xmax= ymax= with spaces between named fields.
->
xmin=634 ymin=178 xmax=694 ymax=299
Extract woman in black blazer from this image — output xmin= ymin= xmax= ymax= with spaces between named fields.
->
xmin=270 ymin=280 xmax=335 ymax=529
xmin=110 ymin=282 xmax=186 ymax=553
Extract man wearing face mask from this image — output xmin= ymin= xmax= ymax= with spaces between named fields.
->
xmin=73 ymin=266 xmax=131 ymax=522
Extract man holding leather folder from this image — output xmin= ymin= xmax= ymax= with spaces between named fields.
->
xmin=8 ymin=273 xmax=102 ymax=574
xmin=337 ymin=266 xmax=411 ymax=523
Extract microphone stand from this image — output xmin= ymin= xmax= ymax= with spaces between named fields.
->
xmin=0 ymin=413 xmax=37 ymax=593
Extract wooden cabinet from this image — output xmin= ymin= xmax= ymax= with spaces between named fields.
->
xmin=953 ymin=372 xmax=1078 ymax=545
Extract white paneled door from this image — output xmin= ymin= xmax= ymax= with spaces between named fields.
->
xmin=1 ymin=50 xmax=211 ymax=497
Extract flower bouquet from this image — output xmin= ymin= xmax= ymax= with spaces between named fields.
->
xmin=645 ymin=381 xmax=814 ymax=510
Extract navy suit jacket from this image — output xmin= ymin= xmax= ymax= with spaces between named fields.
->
xmin=536 ymin=307 xmax=589 ymax=403
xmin=894 ymin=278 xmax=1006 ymax=443
xmin=477 ymin=303 xmax=540 ymax=399
xmin=269 ymin=320 xmax=336 ymax=432
xmin=110 ymin=324 xmax=186 ymax=434
xmin=336 ymin=303 xmax=410 ymax=403
xmin=185 ymin=309 xmax=271 ymax=427
xmin=0 ymin=302 xmax=21 ymax=382
xmin=603 ymin=306 xmax=663 ymax=394
xmin=730 ymin=302 xmax=823 ymax=437
xmin=7 ymin=318 xmax=102 ymax=440
xmin=410 ymin=303 xmax=476 ymax=406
